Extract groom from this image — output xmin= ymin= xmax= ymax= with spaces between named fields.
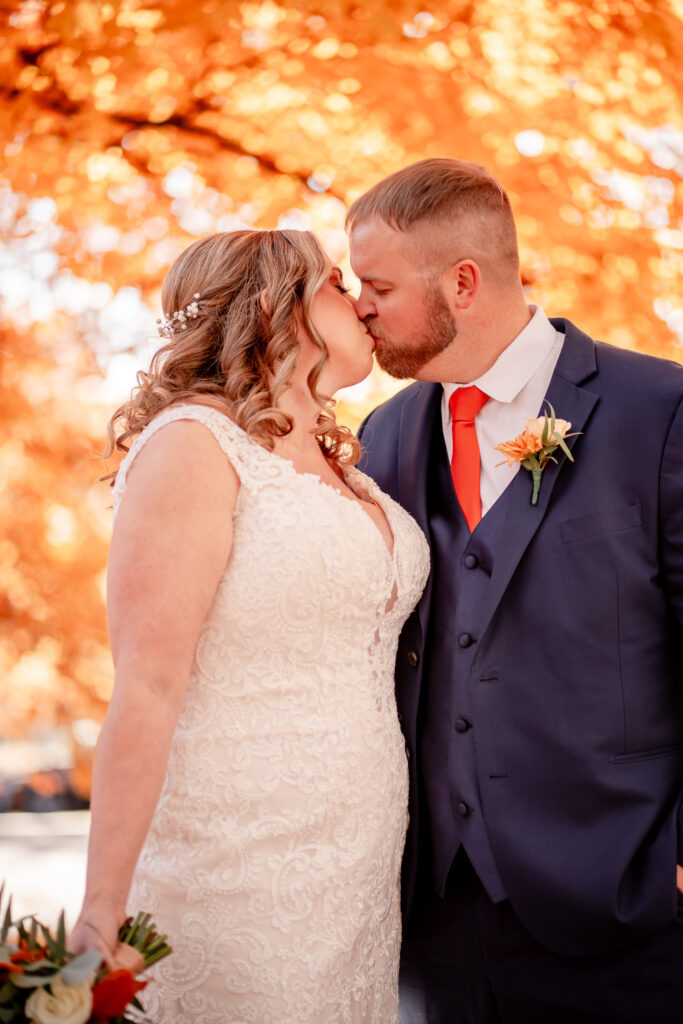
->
xmin=348 ymin=158 xmax=683 ymax=1022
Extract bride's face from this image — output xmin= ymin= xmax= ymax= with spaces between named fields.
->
xmin=304 ymin=266 xmax=375 ymax=392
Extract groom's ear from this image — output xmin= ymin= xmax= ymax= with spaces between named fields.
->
xmin=441 ymin=258 xmax=480 ymax=310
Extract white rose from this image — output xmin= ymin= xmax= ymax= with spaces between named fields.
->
xmin=524 ymin=415 xmax=572 ymax=439
xmin=25 ymin=976 xmax=93 ymax=1024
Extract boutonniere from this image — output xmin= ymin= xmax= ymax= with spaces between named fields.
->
xmin=495 ymin=405 xmax=580 ymax=506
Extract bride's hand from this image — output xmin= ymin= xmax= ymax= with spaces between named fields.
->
xmin=68 ymin=904 xmax=125 ymax=970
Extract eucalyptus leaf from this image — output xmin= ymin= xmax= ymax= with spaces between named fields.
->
xmin=10 ymin=972 xmax=56 ymax=989
xmin=22 ymin=958 xmax=59 ymax=972
xmin=60 ymin=949 xmax=103 ymax=986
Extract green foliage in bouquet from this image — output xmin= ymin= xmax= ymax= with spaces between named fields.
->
xmin=0 ymin=886 xmax=171 ymax=1023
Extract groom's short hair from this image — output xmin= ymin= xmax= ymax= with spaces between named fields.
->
xmin=346 ymin=158 xmax=520 ymax=281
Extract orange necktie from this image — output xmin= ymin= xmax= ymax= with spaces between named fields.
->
xmin=449 ymin=385 xmax=489 ymax=532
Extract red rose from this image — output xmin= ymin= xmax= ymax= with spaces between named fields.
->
xmin=90 ymin=968 xmax=147 ymax=1020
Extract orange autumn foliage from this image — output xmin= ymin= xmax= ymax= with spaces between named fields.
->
xmin=0 ymin=1 xmax=681 ymax=788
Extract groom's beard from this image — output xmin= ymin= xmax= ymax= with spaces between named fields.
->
xmin=369 ymin=285 xmax=457 ymax=380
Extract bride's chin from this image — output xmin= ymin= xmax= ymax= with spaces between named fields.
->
xmin=330 ymin=371 xmax=372 ymax=397
xmin=351 ymin=360 xmax=374 ymax=387
xmin=330 ymin=357 xmax=375 ymax=393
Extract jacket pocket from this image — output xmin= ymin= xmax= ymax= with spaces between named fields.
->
xmin=612 ymin=742 xmax=683 ymax=765
xmin=561 ymin=502 xmax=642 ymax=544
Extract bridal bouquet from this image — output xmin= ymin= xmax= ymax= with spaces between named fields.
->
xmin=0 ymin=888 xmax=171 ymax=1023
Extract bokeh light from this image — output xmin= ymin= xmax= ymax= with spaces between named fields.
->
xmin=1 ymin=0 xmax=682 ymax=795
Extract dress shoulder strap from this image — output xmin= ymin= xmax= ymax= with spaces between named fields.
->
xmin=112 ymin=403 xmax=286 ymax=517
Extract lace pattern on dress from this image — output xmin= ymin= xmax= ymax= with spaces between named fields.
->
xmin=112 ymin=403 xmax=291 ymax=520
xmin=115 ymin=403 xmax=430 ymax=1024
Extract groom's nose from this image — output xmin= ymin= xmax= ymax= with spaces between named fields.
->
xmin=353 ymin=286 xmax=375 ymax=321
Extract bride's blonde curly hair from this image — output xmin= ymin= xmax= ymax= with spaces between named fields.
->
xmin=106 ymin=229 xmax=361 ymax=475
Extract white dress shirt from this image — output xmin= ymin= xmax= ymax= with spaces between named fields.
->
xmin=441 ymin=306 xmax=565 ymax=517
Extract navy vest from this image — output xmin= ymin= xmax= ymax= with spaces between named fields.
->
xmin=420 ymin=417 xmax=510 ymax=901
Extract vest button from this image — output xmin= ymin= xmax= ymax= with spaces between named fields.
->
xmin=458 ymin=633 xmax=473 ymax=648
xmin=456 ymin=801 xmax=469 ymax=817
xmin=454 ymin=718 xmax=470 ymax=733
xmin=464 ymin=554 xmax=478 ymax=569
xmin=407 ymin=650 xmax=419 ymax=667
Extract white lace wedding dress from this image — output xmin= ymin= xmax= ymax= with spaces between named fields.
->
xmin=114 ymin=403 xmax=430 ymax=1024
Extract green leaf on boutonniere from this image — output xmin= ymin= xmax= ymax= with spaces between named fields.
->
xmin=552 ymin=432 xmax=574 ymax=460
xmin=495 ymin=404 xmax=580 ymax=507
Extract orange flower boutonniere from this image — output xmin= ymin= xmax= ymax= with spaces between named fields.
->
xmin=495 ymin=405 xmax=580 ymax=505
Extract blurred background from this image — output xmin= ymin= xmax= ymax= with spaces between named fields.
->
xmin=1 ymin=0 xmax=682 ymax=925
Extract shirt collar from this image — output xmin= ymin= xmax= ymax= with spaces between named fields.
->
xmin=443 ymin=305 xmax=559 ymax=406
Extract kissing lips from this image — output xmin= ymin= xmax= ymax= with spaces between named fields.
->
xmin=363 ymin=327 xmax=377 ymax=350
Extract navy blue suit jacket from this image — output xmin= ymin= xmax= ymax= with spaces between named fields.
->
xmin=358 ymin=319 xmax=683 ymax=956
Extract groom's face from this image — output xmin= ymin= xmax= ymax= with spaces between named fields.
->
xmin=349 ymin=217 xmax=457 ymax=380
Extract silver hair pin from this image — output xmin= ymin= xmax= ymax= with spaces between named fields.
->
xmin=156 ymin=293 xmax=201 ymax=338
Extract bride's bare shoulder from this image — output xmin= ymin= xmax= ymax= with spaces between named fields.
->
xmin=118 ymin=413 xmax=240 ymax=516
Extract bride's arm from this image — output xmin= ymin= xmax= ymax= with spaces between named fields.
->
xmin=68 ymin=420 xmax=239 ymax=963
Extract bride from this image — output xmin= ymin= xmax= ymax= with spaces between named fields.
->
xmin=69 ymin=228 xmax=429 ymax=1023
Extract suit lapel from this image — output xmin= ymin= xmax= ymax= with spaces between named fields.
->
xmin=396 ymin=382 xmax=441 ymax=643
xmin=476 ymin=321 xmax=600 ymax=646
xmin=396 ymin=382 xmax=440 ymax=529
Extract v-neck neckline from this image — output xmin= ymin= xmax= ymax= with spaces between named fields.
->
xmin=264 ymin=445 xmax=396 ymax=562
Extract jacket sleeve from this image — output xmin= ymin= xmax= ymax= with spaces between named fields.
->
xmin=357 ymin=410 xmax=373 ymax=443
xmin=356 ymin=407 xmax=384 ymax=476
xmin=658 ymin=394 xmax=683 ymax=855
xmin=659 ymin=394 xmax=683 ymax=632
